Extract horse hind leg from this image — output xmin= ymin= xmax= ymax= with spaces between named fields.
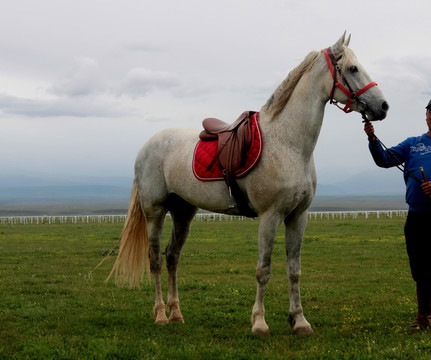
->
xmin=165 ymin=194 xmax=197 ymax=323
xmin=110 ymin=179 xmax=169 ymax=325
xmin=146 ymin=208 xmax=170 ymax=325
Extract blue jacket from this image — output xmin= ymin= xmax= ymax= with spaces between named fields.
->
xmin=369 ymin=134 xmax=431 ymax=211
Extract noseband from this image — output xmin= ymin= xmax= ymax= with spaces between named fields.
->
xmin=324 ymin=47 xmax=377 ymax=114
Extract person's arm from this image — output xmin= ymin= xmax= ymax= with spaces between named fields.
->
xmin=364 ymin=122 xmax=377 ymax=141
xmin=363 ymin=122 xmax=405 ymax=168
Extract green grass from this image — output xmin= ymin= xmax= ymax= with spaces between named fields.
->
xmin=1 ymin=216 xmax=430 ymax=359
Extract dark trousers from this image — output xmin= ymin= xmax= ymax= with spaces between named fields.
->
xmin=404 ymin=211 xmax=431 ymax=283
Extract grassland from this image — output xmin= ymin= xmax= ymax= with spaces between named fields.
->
xmin=1 ymin=216 xmax=430 ymax=359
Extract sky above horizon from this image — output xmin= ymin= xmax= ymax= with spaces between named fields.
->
xmin=1 ymin=0 xmax=431 ymax=188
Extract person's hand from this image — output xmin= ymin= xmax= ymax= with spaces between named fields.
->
xmin=364 ymin=122 xmax=376 ymax=141
xmin=421 ymin=181 xmax=431 ymax=196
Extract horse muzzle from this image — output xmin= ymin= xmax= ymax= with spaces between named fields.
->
xmin=358 ymin=99 xmax=389 ymax=122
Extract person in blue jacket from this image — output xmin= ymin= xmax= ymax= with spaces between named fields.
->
xmin=364 ymin=100 xmax=431 ymax=329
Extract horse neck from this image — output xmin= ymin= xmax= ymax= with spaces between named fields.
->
xmin=261 ymin=68 xmax=328 ymax=160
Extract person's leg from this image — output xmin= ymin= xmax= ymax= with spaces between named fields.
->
xmin=405 ymin=211 xmax=431 ymax=329
xmin=413 ymin=281 xmax=431 ymax=329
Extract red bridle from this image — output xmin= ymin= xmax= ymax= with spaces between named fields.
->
xmin=324 ymin=48 xmax=377 ymax=113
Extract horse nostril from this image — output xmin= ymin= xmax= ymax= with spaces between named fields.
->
xmin=382 ymin=101 xmax=389 ymax=112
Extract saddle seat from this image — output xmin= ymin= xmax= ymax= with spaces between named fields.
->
xmin=198 ymin=111 xmax=258 ymax=217
xmin=201 ymin=116 xmax=246 ymax=138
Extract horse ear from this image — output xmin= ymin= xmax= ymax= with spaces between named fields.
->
xmin=331 ymin=31 xmax=347 ymax=55
xmin=344 ymin=34 xmax=351 ymax=47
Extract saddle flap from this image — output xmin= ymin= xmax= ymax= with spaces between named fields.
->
xmin=217 ymin=120 xmax=253 ymax=172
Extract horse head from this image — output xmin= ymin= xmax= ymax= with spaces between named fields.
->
xmin=326 ymin=32 xmax=389 ymax=121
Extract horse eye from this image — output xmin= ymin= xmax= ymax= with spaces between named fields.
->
xmin=349 ymin=65 xmax=358 ymax=73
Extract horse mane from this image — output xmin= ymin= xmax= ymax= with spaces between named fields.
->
xmin=261 ymin=50 xmax=322 ymax=121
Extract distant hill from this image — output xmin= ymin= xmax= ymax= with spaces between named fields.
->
xmin=0 ymin=170 xmax=408 ymax=215
xmin=310 ymin=196 xmax=407 ymax=212
xmin=315 ymin=168 xmax=405 ymax=197
xmin=0 ymin=174 xmax=133 ymax=203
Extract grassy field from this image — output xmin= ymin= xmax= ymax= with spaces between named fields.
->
xmin=1 ymin=215 xmax=430 ymax=359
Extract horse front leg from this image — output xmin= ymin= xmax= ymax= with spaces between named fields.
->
xmin=251 ymin=213 xmax=283 ymax=336
xmin=285 ymin=211 xmax=313 ymax=335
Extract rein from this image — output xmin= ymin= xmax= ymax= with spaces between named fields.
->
xmin=324 ymin=48 xmax=377 ymax=114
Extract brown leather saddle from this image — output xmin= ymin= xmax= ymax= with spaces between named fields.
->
xmin=199 ymin=111 xmax=258 ymax=217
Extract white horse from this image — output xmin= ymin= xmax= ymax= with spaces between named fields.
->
xmin=109 ymin=33 xmax=388 ymax=336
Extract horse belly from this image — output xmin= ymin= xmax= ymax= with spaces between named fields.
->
xmin=165 ymin=148 xmax=237 ymax=213
xmin=137 ymin=129 xmax=235 ymax=213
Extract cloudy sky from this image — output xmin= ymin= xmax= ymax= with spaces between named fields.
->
xmin=1 ymin=0 xmax=431 ymax=186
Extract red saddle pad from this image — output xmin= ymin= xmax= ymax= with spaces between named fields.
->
xmin=192 ymin=112 xmax=263 ymax=181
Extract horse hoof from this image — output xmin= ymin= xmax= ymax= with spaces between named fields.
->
xmin=252 ymin=326 xmax=270 ymax=336
xmin=169 ymin=316 xmax=185 ymax=324
xmin=154 ymin=312 xmax=169 ymax=325
xmin=294 ymin=326 xmax=314 ymax=336
xmin=288 ymin=314 xmax=314 ymax=335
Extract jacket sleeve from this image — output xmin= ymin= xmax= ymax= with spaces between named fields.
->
xmin=368 ymin=139 xmax=406 ymax=168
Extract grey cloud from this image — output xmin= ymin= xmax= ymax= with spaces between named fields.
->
xmin=120 ymin=67 xmax=181 ymax=96
xmin=170 ymin=81 xmax=218 ymax=98
xmin=123 ymin=42 xmax=166 ymax=53
xmin=49 ymin=57 xmax=107 ymax=97
xmin=0 ymin=64 xmax=222 ymax=120
xmin=0 ymin=93 xmax=128 ymax=118
xmin=374 ymin=56 xmax=431 ymax=92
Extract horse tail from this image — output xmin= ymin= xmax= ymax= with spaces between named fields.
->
xmin=107 ymin=179 xmax=150 ymax=288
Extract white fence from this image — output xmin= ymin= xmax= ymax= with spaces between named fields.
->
xmin=0 ymin=215 xmax=127 ymax=225
xmin=0 ymin=210 xmax=408 ymax=225
xmin=308 ymin=210 xmax=408 ymax=220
